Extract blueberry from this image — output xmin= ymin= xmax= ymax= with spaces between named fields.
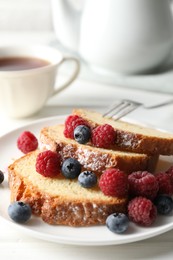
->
xmin=61 ymin=158 xmax=81 ymax=179
xmin=106 ymin=213 xmax=129 ymax=234
xmin=78 ymin=171 xmax=97 ymax=188
xmin=74 ymin=125 xmax=91 ymax=144
xmin=0 ymin=170 xmax=4 ymax=184
xmin=8 ymin=201 xmax=32 ymax=223
xmin=154 ymin=195 xmax=173 ymax=215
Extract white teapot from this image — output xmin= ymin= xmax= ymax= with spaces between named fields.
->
xmin=51 ymin=0 xmax=173 ymax=74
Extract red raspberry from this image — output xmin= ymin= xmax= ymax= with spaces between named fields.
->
xmin=128 ymin=171 xmax=159 ymax=200
xmin=99 ymin=168 xmax=128 ymax=197
xmin=64 ymin=115 xmax=89 ymax=139
xmin=128 ymin=197 xmax=157 ymax=226
xmin=155 ymin=172 xmax=173 ymax=195
xmin=35 ymin=150 xmax=61 ymax=178
xmin=91 ymin=124 xmax=115 ymax=149
xmin=17 ymin=131 xmax=38 ymax=154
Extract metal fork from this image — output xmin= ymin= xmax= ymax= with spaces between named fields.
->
xmin=103 ymin=98 xmax=173 ymax=120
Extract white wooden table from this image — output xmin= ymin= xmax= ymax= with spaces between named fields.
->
xmin=1 ymin=32 xmax=173 ymax=260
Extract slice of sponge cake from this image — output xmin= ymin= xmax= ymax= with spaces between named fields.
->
xmin=8 ymin=151 xmax=127 ymax=226
xmin=40 ymin=124 xmax=158 ymax=174
xmin=72 ymin=109 xmax=173 ymax=155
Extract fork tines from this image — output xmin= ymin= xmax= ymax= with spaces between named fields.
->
xmin=103 ymin=99 xmax=141 ymax=120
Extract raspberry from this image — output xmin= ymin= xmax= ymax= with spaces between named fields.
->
xmin=17 ymin=131 xmax=38 ymax=154
xmin=128 ymin=171 xmax=159 ymax=200
xmin=64 ymin=115 xmax=89 ymax=139
xmin=35 ymin=150 xmax=61 ymax=178
xmin=155 ymin=172 xmax=173 ymax=195
xmin=99 ymin=168 xmax=128 ymax=197
xmin=128 ymin=197 xmax=157 ymax=226
xmin=91 ymin=124 xmax=115 ymax=148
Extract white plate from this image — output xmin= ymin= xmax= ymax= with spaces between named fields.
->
xmin=0 ymin=115 xmax=173 ymax=246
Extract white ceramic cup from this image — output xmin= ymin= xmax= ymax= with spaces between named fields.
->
xmin=0 ymin=45 xmax=80 ymax=118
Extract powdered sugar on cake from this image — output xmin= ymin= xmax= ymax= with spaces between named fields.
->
xmin=76 ymin=147 xmax=117 ymax=172
xmin=116 ymin=132 xmax=142 ymax=149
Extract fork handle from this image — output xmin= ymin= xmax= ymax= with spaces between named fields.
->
xmin=145 ymin=99 xmax=173 ymax=109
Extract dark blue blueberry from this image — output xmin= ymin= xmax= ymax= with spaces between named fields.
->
xmin=106 ymin=213 xmax=129 ymax=234
xmin=78 ymin=171 xmax=97 ymax=188
xmin=74 ymin=125 xmax=91 ymax=144
xmin=61 ymin=158 xmax=81 ymax=179
xmin=8 ymin=201 xmax=32 ymax=223
xmin=154 ymin=195 xmax=173 ymax=215
xmin=0 ymin=170 xmax=4 ymax=184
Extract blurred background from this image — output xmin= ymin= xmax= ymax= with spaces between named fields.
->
xmin=0 ymin=0 xmax=52 ymax=31
xmin=0 ymin=0 xmax=173 ymax=94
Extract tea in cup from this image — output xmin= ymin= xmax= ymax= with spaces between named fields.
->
xmin=0 ymin=45 xmax=80 ymax=118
